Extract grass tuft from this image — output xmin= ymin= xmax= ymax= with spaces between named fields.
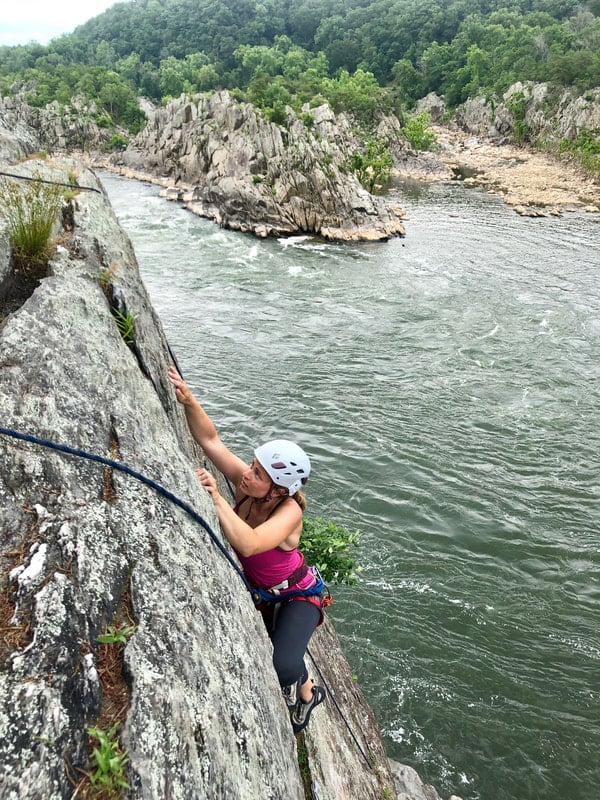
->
xmin=0 ymin=173 xmax=63 ymax=273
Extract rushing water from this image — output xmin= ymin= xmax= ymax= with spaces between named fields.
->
xmin=100 ymin=170 xmax=600 ymax=800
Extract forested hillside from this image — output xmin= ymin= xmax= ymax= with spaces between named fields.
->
xmin=0 ymin=0 xmax=598 ymax=157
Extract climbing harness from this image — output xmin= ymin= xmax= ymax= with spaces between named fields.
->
xmin=0 ymin=424 xmax=370 ymax=769
xmin=0 ymin=170 xmax=102 ymax=194
xmin=250 ymin=571 xmax=328 ymax=606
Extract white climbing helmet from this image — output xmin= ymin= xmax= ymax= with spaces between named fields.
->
xmin=254 ymin=439 xmax=311 ymax=496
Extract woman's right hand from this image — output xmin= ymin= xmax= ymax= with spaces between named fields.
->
xmin=196 ymin=468 xmax=224 ymax=508
xmin=168 ymin=365 xmax=194 ymax=405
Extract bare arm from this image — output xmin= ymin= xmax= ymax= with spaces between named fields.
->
xmin=197 ymin=469 xmax=302 ymax=556
xmin=168 ymin=366 xmax=247 ymax=486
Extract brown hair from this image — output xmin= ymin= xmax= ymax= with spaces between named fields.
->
xmin=272 ymin=484 xmax=307 ymax=512
xmin=293 ymin=489 xmax=307 ymax=512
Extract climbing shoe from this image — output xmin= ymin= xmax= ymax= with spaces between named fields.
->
xmin=291 ymin=684 xmax=326 ymax=733
xmin=282 ymin=679 xmax=301 ymax=710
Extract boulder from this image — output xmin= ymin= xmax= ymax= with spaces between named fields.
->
xmin=415 ymin=93 xmax=446 ymax=123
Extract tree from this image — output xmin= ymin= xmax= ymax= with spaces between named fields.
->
xmin=322 ymin=68 xmax=391 ymax=126
xmin=159 ymin=55 xmax=187 ymax=98
xmin=391 ymin=58 xmax=422 ymax=105
xmin=401 ymin=110 xmax=438 ymax=151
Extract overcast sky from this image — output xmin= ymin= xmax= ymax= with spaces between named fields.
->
xmin=1 ymin=1 xmax=122 ymax=47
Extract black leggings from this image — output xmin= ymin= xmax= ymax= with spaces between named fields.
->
xmin=262 ymin=600 xmax=322 ymax=688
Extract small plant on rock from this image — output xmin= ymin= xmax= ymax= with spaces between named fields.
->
xmin=0 ymin=173 xmax=63 ymax=273
xmin=97 ymin=625 xmax=137 ymax=648
xmin=87 ymin=723 xmax=130 ymax=797
xmin=111 ymin=308 xmax=136 ymax=347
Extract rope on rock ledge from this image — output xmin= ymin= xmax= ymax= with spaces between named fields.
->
xmin=0 ymin=425 xmax=246 ymax=583
xmin=0 ymin=170 xmax=102 ymax=194
xmin=0 ymin=424 xmax=373 ymax=769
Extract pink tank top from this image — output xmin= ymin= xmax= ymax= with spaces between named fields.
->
xmin=234 ymin=496 xmax=304 ymax=588
xmin=237 ymin=547 xmax=304 ymax=589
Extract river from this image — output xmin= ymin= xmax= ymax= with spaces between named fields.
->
xmin=99 ymin=170 xmax=600 ymax=800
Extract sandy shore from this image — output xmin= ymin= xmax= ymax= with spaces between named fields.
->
xmin=394 ymin=124 xmax=600 ymax=216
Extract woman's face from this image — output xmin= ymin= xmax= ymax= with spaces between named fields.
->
xmin=240 ymin=458 xmax=273 ymax=498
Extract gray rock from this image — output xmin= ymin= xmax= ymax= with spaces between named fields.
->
xmin=415 ymin=93 xmax=447 ymax=123
xmin=0 ymin=156 xmax=431 ymax=799
xmin=110 ymin=90 xmax=405 ymax=242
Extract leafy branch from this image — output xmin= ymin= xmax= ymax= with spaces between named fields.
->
xmin=301 ymin=516 xmax=362 ymax=585
xmin=350 ymin=139 xmax=393 ymax=193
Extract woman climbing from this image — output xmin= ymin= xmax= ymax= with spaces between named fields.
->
xmin=167 ymin=365 xmax=326 ymax=733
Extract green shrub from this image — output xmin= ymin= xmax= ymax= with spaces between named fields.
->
xmin=107 ymin=133 xmax=129 ymax=151
xmin=401 ymin=110 xmax=438 ymax=151
xmin=0 ymin=174 xmax=63 ymax=272
xmin=301 ymin=516 xmax=361 ymax=585
xmin=558 ymin=128 xmax=600 ymax=177
xmin=506 ymin=91 xmax=530 ymax=144
xmin=265 ymin=102 xmax=288 ymax=126
xmin=350 ymin=139 xmax=393 ymax=193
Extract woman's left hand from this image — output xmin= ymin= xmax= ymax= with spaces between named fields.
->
xmin=196 ymin=468 xmax=220 ymax=503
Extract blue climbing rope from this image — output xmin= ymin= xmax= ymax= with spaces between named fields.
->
xmin=0 ymin=424 xmax=373 ymax=769
xmin=0 ymin=425 xmax=249 ymax=590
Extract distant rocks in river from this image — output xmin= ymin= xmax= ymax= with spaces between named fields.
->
xmin=108 ymin=90 xmax=407 ymax=242
xmin=1 ymin=81 xmax=598 ymax=231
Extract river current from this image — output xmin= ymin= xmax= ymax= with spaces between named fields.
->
xmin=100 ymin=170 xmax=599 ymax=800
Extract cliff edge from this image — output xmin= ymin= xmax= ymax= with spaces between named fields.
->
xmin=0 ymin=156 xmax=449 ymax=800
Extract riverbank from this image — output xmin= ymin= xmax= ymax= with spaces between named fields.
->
xmin=395 ymin=123 xmax=600 ymax=216
xmin=92 ymin=121 xmax=600 ymax=224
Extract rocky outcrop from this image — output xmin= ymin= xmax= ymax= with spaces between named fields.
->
xmin=392 ymin=85 xmax=600 ymax=215
xmin=108 ymin=90 xmax=406 ymax=242
xmin=0 ymin=95 xmax=42 ymax=161
xmin=454 ymin=82 xmax=600 ymax=143
xmin=0 ymin=94 xmax=114 ymax=161
xmin=0 ymin=156 xmax=449 ymax=800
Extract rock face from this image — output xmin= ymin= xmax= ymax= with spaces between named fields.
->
xmin=109 ymin=90 xmax=406 ymax=242
xmin=0 ymin=157 xmax=445 ymax=800
xmin=454 ymin=82 xmax=600 ymax=143
xmin=0 ymin=94 xmax=113 ymax=161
